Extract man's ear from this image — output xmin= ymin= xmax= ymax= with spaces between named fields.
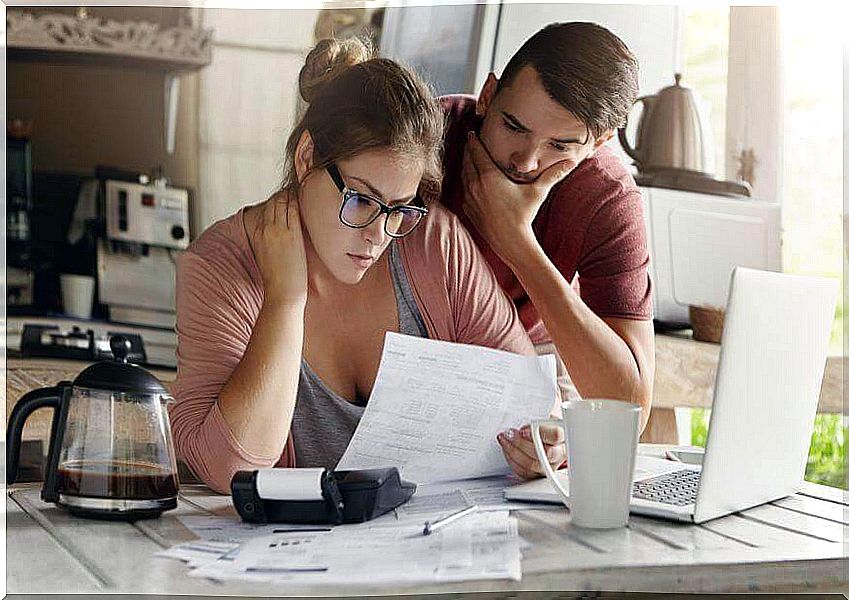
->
xmin=593 ymin=129 xmax=616 ymax=150
xmin=476 ymin=72 xmax=499 ymax=117
xmin=294 ymin=130 xmax=315 ymax=185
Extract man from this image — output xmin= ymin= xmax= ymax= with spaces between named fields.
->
xmin=439 ymin=22 xmax=655 ymax=477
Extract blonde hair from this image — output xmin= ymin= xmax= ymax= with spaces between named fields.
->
xmin=282 ymin=37 xmax=444 ymax=200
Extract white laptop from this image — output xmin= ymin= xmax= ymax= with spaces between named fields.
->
xmin=506 ymin=267 xmax=838 ymax=523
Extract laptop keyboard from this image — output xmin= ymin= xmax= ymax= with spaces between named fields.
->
xmin=632 ymin=469 xmax=701 ymax=506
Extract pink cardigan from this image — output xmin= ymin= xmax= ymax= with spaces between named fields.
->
xmin=170 ymin=202 xmax=535 ymax=493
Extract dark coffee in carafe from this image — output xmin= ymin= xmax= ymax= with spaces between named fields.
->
xmin=56 ymin=460 xmax=178 ymax=500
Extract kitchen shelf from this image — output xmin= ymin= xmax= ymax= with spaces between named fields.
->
xmin=7 ymin=9 xmax=212 ymax=73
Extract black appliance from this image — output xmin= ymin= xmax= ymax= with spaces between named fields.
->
xmin=232 ymin=467 xmax=416 ymax=525
xmin=20 ymin=324 xmax=147 ymax=364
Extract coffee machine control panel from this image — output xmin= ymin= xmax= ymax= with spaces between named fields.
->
xmin=105 ymin=180 xmax=190 ymax=250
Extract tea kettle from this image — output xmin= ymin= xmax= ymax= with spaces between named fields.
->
xmin=618 ymin=73 xmax=714 ymax=176
xmin=7 ymin=336 xmax=179 ymax=520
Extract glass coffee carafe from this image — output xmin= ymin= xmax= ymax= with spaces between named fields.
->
xmin=7 ymin=337 xmax=179 ymax=519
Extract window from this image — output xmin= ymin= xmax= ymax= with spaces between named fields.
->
xmin=779 ymin=5 xmax=845 ymax=489
xmin=682 ymin=5 xmax=845 ymax=488
xmin=680 ymin=7 xmax=729 ymax=180
xmin=682 ymin=5 xmax=843 ymax=355
xmin=781 ymin=4 xmax=843 ymax=353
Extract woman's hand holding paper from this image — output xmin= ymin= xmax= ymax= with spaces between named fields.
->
xmin=498 ymin=423 xmax=566 ymax=479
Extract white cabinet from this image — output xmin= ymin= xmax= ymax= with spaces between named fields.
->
xmin=640 ymin=186 xmax=782 ymax=324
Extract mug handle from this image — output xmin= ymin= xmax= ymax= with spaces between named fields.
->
xmin=530 ymin=418 xmax=570 ymax=507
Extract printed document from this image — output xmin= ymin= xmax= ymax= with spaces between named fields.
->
xmin=401 ymin=475 xmax=558 ymax=517
xmin=177 ymin=515 xmax=331 ymax=543
xmin=337 ymin=332 xmax=557 ymax=483
xmin=186 ymin=510 xmax=522 ymax=585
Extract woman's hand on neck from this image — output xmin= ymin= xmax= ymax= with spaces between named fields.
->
xmin=248 ymin=190 xmax=308 ymax=307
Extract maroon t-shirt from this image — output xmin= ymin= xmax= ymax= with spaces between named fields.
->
xmin=439 ymin=95 xmax=652 ymax=344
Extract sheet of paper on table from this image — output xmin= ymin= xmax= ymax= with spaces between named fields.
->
xmin=337 ymin=332 xmax=558 ymax=483
xmin=186 ymin=510 xmax=522 ymax=585
xmin=178 ymin=474 xmax=549 ymax=537
xmin=177 ymin=515 xmax=331 ymax=543
xmin=400 ymin=475 xmax=559 ymax=518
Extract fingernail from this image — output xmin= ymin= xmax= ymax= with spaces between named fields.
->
xmin=505 ymin=429 xmax=516 ymax=441
xmin=521 ymin=428 xmax=531 ymax=440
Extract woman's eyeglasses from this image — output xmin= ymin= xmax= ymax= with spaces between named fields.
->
xmin=326 ymin=163 xmax=427 ymax=239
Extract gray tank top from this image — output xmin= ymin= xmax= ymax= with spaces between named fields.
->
xmin=291 ymin=244 xmax=428 ymax=468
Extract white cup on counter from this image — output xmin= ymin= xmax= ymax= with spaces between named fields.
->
xmin=531 ymin=399 xmax=641 ymax=529
xmin=60 ymin=274 xmax=95 ymax=319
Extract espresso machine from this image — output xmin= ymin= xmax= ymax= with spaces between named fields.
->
xmin=96 ymin=178 xmax=191 ymax=329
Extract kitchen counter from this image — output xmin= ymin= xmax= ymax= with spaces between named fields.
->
xmin=6 ymin=357 xmax=176 ymax=428
xmin=5 ymin=356 xmax=177 ymax=385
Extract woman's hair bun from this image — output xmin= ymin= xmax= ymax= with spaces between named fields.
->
xmin=299 ymin=37 xmax=374 ymax=103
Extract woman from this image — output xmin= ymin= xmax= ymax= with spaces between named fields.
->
xmin=170 ymin=38 xmax=565 ymax=493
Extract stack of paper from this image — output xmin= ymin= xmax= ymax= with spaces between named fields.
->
xmin=176 ymin=516 xmax=331 ymax=544
xmin=157 ymin=476 xmax=544 ymax=585
xmin=185 ymin=510 xmax=521 ymax=585
xmin=402 ymin=475 xmax=557 ymax=516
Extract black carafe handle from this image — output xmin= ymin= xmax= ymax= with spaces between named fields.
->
xmin=6 ymin=383 xmax=71 ymax=498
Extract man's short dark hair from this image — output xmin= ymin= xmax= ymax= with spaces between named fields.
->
xmin=498 ymin=22 xmax=639 ymax=138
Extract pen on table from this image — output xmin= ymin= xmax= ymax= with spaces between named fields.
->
xmin=422 ymin=505 xmax=479 ymax=536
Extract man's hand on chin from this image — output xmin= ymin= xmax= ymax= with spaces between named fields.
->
xmin=460 ymin=131 xmax=576 ymax=266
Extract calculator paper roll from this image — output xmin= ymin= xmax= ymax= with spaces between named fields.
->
xmin=255 ymin=468 xmax=325 ymax=501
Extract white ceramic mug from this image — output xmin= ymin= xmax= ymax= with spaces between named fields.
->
xmin=60 ymin=274 xmax=95 ymax=319
xmin=531 ymin=400 xmax=641 ymax=529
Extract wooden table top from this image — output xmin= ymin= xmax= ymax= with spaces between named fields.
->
xmin=6 ymin=454 xmax=848 ymax=596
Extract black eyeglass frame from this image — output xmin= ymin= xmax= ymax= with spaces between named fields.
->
xmin=326 ymin=163 xmax=428 ymax=239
